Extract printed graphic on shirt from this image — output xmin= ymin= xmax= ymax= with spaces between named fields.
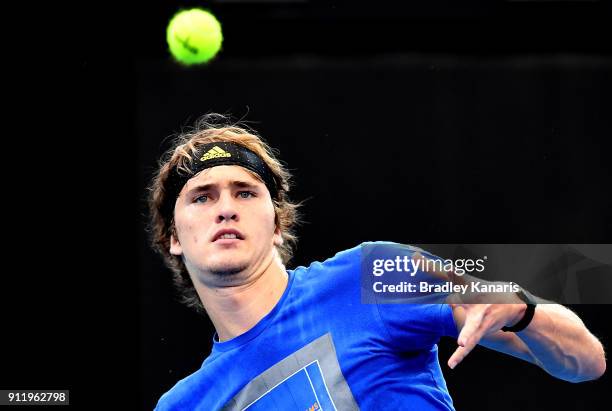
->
xmin=221 ymin=333 xmax=359 ymax=411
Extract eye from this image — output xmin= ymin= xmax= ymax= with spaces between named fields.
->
xmin=238 ymin=191 xmax=255 ymax=199
xmin=194 ymin=194 xmax=209 ymax=203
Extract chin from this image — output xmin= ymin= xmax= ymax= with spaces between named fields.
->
xmin=206 ymin=257 xmax=250 ymax=277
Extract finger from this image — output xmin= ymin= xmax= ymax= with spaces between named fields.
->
xmin=457 ymin=309 xmax=484 ymax=347
xmin=451 ymin=309 xmax=496 ymax=368
xmin=450 ymin=316 xmax=487 ymax=369
xmin=459 ymin=316 xmax=490 ymax=350
xmin=450 ymin=320 xmax=491 ymax=369
xmin=448 ymin=345 xmax=470 ymax=369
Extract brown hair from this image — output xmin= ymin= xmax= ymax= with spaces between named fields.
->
xmin=147 ymin=114 xmax=300 ymax=312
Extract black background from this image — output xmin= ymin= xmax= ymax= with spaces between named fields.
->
xmin=2 ymin=0 xmax=611 ymax=410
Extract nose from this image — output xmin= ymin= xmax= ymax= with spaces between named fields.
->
xmin=215 ymin=191 xmax=239 ymax=223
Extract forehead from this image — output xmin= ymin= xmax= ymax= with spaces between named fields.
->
xmin=182 ymin=165 xmax=263 ymax=190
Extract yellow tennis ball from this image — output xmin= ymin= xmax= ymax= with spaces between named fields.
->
xmin=166 ymin=9 xmax=223 ymax=65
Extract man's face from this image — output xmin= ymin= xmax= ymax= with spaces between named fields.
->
xmin=170 ymin=165 xmax=281 ymax=284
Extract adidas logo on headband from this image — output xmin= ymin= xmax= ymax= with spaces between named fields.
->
xmin=200 ymin=146 xmax=232 ymax=161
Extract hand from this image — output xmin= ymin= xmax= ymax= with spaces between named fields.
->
xmin=410 ymin=252 xmax=527 ymax=369
xmin=447 ymin=302 xmax=526 ymax=369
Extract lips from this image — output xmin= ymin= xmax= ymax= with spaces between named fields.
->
xmin=212 ymin=228 xmax=244 ymax=242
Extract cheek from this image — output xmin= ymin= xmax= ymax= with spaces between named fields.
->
xmin=176 ymin=218 xmax=203 ymax=244
xmin=264 ymin=205 xmax=278 ymax=230
xmin=248 ymin=206 xmax=277 ymax=239
xmin=180 ymin=223 xmax=194 ymax=236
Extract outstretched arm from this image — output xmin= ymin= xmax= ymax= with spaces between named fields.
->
xmin=411 ymin=251 xmax=606 ymax=382
xmin=450 ymin=301 xmax=606 ymax=383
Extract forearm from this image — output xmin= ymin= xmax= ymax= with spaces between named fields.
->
xmin=514 ymin=303 xmax=606 ymax=382
xmin=430 ymin=256 xmax=606 ymax=381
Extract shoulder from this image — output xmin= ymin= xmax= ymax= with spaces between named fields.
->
xmin=289 ymin=242 xmax=364 ymax=280
xmin=289 ymin=241 xmax=419 ymax=291
xmin=154 ymin=364 xmax=216 ymax=411
xmin=154 ymin=383 xmax=184 ymax=410
xmin=291 ymin=241 xmax=423 ymax=273
xmin=154 ymin=373 xmax=196 ymax=410
xmin=293 ymin=241 xmax=415 ymax=270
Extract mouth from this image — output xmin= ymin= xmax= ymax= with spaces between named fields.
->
xmin=212 ymin=229 xmax=245 ymax=242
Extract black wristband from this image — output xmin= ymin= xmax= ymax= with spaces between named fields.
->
xmin=501 ymin=289 xmax=537 ymax=332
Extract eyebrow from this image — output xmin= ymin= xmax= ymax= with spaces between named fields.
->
xmin=184 ymin=180 xmax=261 ymax=195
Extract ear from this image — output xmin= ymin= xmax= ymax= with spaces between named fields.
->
xmin=273 ymin=226 xmax=283 ymax=247
xmin=170 ymin=233 xmax=183 ymax=256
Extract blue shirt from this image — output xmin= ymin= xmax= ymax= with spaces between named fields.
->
xmin=156 ymin=242 xmax=459 ymax=410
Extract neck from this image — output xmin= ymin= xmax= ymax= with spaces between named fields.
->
xmin=195 ymin=256 xmax=289 ymax=342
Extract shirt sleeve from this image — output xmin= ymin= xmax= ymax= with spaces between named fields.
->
xmin=375 ymin=302 xmax=458 ymax=352
xmin=365 ymin=241 xmax=460 ymax=352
